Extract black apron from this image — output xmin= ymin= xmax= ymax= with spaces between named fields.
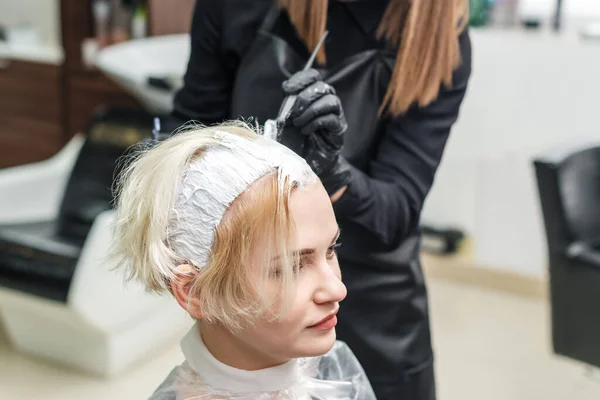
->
xmin=229 ymin=8 xmax=435 ymax=400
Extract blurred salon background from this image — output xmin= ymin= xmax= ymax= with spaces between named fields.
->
xmin=1 ymin=0 xmax=600 ymax=399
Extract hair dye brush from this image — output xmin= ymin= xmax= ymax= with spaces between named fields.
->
xmin=263 ymin=31 xmax=329 ymax=142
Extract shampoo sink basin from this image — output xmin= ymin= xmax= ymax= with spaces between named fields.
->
xmin=95 ymin=34 xmax=190 ymax=114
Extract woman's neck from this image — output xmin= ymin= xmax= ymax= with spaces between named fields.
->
xmin=180 ymin=323 xmax=303 ymax=394
xmin=200 ymin=322 xmax=290 ymax=371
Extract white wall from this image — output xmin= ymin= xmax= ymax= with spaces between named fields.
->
xmin=519 ymin=0 xmax=600 ymax=27
xmin=0 ymin=0 xmax=61 ymax=47
xmin=422 ymin=28 xmax=600 ymax=279
xmin=520 ymin=0 xmax=600 ymax=17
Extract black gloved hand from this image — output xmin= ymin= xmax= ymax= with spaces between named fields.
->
xmin=281 ymin=69 xmax=352 ymax=196
xmin=282 ymin=69 xmax=348 ymax=136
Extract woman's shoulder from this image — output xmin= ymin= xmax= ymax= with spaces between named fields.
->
xmin=320 ymin=341 xmax=360 ymax=370
xmin=148 ymin=362 xmax=212 ymax=400
xmin=318 ymin=342 xmax=372 ymax=381
xmin=313 ymin=341 xmax=377 ymax=399
xmin=148 ymin=366 xmax=180 ymax=400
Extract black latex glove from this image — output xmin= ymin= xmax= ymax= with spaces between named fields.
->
xmin=281 ymin=69 xmax=352 ymax=196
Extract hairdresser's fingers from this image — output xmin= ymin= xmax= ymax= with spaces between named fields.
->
xmin=290 ymin=82 xmax=336 ymax=120
xmin=320 ymin=121 xmax=346 ymax=149
xmin=304 ymin=134 xmax=331 ymax=174
xmin=313 ymin=127 xmax=345 ymax=156
xmin=292 ymin=93 xmax=341 ymax=128
xmin=282 ymin=69 xmax=322 ymax=95
xmin=300 ymin=116 xmax=347 ymax=143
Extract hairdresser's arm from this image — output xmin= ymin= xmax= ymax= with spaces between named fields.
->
xmin=170 ymin=0 xmax=231 ymax=125
xmin=171 ymin=0 xmax=272 ymax=126
xmin=333 ymin=29 xmax=472 ymax=248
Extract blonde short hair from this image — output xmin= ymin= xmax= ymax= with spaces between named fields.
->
xmin=111 ymin=122 xmax=301 ymax=331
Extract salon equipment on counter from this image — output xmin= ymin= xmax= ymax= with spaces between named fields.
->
xmin=534 ymin=140 xmax=600 ymax=369
xmin=93 ymin=0 xmax=112 ymax=48
xmin=469 ymin=0 xmax=492 ymax=27
xmin=0 ymin=108 xmax=191 ymax=376
xmin=93 ymin=0 xmax=146 ymax=47
xmin=131 ymin=5 xmax=148 ymax=39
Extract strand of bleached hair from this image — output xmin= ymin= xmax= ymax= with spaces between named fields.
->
xmin=109 ymin=120 xmax=255 ymax=292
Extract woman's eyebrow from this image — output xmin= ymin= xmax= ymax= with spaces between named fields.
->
xmin=298 ymin=228 xmax=341 ymax=254
xmin=273 ymin=228 xmax=341 ymax=260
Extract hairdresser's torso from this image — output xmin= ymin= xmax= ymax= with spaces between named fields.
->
xmin=174 ymin=0 xmax=410 ymax=259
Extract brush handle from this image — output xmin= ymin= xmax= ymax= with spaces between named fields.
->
xmin=276 ymin=31 xmax=329 ymax=125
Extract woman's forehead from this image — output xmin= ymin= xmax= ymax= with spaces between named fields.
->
xmin=289 ymin=183 xmax=338 ymax=249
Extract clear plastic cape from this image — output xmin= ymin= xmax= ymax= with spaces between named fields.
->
xmin=149 ymin=341 xmax=376 ymax=400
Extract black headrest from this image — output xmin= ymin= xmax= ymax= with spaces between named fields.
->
xmin=56 ymin=107 xmax=155 ymax=244
xmin=559 ymin=146 xmax=600 ymax=243
xmin=535 ymin=143 xmax=600 ymax=246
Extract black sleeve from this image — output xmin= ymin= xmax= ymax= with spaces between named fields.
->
xmin=171 ymin=0 xmax=234 ymax=125
xmin=333 ymin=29 xmax=472 ymax=248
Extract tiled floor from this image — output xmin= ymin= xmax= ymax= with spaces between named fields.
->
xmin=1 ymin=274 xmax=599 ymax=399
xmin=429 ymin=278 xmax=600 ymax=400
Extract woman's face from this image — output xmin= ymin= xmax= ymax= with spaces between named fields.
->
xmin=237 ymin=181 xmax=347 ymax=364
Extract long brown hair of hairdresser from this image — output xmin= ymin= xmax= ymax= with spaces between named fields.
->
xmin=170 ymin=1 xmax=472 ymax=399
xmin=282 ymin=0 xmax=468 ymax=115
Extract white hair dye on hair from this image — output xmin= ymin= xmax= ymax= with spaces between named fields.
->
xmin=169 ymin=130 xmax=317 ymax=269
xmin=110 ymin=122 xmax=321 ymax=328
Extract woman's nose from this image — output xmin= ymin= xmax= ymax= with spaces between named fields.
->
xmin=314 ymin=262 xmax=347 ymax=304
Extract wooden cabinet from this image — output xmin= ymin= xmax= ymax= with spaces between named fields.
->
xmin=61 ymin=0 xmax=142 ymax=140
xmin=0 ymin=61 xmax=63 ymax=168
xmin=0 ymin=0 xmax=193 ymax=167
xmin=66 ymin=71 xmax=140 ymax=136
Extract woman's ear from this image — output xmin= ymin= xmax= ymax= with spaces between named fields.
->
xmin=170 ymin=264 xmax=204 ymax=320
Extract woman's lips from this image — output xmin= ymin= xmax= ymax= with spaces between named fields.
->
xmin=308 ymin=313 xmax=338 ymax=330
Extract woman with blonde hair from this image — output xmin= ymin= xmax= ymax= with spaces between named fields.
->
xmin=171 ymin=0 xmax=472 ymax=398
xmin=111 ymin=123 xmax=376 ymax=399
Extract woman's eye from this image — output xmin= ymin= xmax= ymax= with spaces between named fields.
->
xmin=293 ymin=259 xmax=305 ymax=274
xmin=326 ymin=242 xmax=342 ymax=259
xmin=270 ymin=268 xmax=282 ymax=277
xmin=271 ymin=259 xmax=305 ymax=278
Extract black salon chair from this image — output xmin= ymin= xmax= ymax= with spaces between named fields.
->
xmin=534 ymin=141 xmax=600 ymax=368
xmin=0 ymin=108 xmax=190 ymax=376
xmin=0 ymin=107 xmax=152 ymax=302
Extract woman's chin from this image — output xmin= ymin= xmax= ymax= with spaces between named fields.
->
xmin=297 ymin=329 xmax=337 ymax=357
